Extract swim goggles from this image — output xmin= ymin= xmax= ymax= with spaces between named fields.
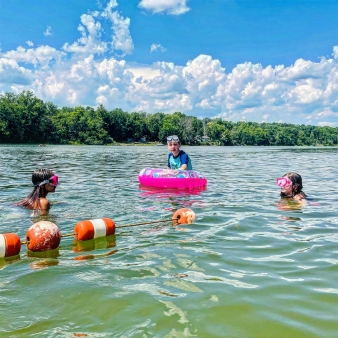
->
xmin=276 ymin=177 xmax=292 ymax=188
xmin=37 ymin=175 xmax=59 ymax=187
xmin=167 ymin=135 xmax=180 ymax=142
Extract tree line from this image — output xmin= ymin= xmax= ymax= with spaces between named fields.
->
xmin=0 ymin=91 xmax=337 ymax=146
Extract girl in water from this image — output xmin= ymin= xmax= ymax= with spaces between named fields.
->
xmin=276 ymin=172 xmax=307 ymax=200
xmin=16 ymin=168 xmax=58 ymax=211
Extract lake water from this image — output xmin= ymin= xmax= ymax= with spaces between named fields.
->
xmin=0 ymin=145 xmax=337 ymax=337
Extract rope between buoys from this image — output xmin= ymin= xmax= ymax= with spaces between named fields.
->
xmin=21 ymin=218 xmax=178 ymax=244
xmin=116 ymin=218 xmax=178 ymax=229
xmin=64 ymin=217 xmax=178 ymax=236
xmin=61 ymin=233 xmax=76 ymax=238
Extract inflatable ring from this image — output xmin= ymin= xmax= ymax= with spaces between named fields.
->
xmin=138 ymin=168 xmax=207 ymax=189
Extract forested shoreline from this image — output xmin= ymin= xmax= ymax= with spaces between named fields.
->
xmin=0 ymin=91 xmax=337 ymax=146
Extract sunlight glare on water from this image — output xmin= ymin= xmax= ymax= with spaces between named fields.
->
xmin=0 ymin=145 xmax=337 ymax=337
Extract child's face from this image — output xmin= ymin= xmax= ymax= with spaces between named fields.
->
xmin=167 ymin=141 xmax=180 ymax=154
xmin=280 ymin=177 xmax=293 ymax=196
xmin=45 ymin=182 xmax=56 ymax=193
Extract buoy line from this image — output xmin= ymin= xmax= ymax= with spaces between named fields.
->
xmin=0 ymin=208 xmax=196 ymax=259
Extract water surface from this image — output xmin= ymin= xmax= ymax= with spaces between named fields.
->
xmin=0 ymin=145 xmax=337 ymax=337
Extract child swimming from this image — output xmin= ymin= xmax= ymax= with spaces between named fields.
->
xmin=276 ymin=172 xmax=307 ymax=200
xmin=167 ymin=135 xmax=192 ymax=170
xmin=16 ymin=168 xmax=58 ymax=211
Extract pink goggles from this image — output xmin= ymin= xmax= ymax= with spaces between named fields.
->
xmin=38 ymin=175 xmax=59 ymax=187
xmin=276 ymin=177 xmax=292 ymax=187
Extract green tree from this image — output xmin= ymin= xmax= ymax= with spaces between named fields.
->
xmin=146 ymin=112 xmax=165 ymax=141
xmin=106 ymin=108 xmax=128 ymax=141
xmin=126 ymin=112 xmax=148 ymax=140
xmin=158 ymin=113 xmax=182 ymax=143
xmin=51 ymin=106 xmax=110 ymax=144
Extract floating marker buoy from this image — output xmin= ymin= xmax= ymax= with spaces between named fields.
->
xmin=172 ymin=208 xmax=196 ymax=225
xmin=26 ymin=221 xmax=61 ymax=252
xmin=0 ymin=233 xmax=21 ymax=258
xmin=74 ymin=218 xmax=115 ymax=241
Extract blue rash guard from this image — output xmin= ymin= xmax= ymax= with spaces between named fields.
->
xmin=168 ymin=150 xmax=192 ymax=170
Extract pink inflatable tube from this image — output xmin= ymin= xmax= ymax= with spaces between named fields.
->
xmin=138 ymin=168 xmax=207 ymax=189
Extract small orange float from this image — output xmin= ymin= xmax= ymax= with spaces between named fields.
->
xmin=0 ymin=233 xmax=21 ymax=258
xmin=172 ymin=208 xmax=196 ymax=225
xmin=26 ymin=221 xmax=61 ymax=252
xmin=74 ymin=218 xmax=115 ymax=241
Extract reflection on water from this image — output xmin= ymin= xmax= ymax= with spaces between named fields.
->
xmin=0 ymin=145 xmax=337 ymax=337
xmin=276 ymin=198 xmax=305 ymax=211
xmin=73 ymin=235 xmax=116 ymax=252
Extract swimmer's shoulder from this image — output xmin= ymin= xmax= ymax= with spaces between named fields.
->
xmin=39 ymin=198 xmax=50 ymax=211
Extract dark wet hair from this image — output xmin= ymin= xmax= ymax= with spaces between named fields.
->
xmin=281 ymin=172 xmax=307 ymax=198
xmin=16 ymin=168 xmax=54 ymax=209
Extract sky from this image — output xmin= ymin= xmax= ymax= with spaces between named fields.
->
xmin=0 ymin=0 xmax=337 ymax=126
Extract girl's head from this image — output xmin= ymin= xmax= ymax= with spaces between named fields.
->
xmin=16 ymin=168 xmax=58 ymax=209
xmin=32 ymin=168 xmax=58 ymax=188
xmin=277 ymin=172 xmax=304 ymax=198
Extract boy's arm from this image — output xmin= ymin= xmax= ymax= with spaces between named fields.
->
xmin=179 ymin=153 xmax=189 ymax=170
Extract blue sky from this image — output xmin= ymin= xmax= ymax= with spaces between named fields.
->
xmin=0 ymin=0 xmax=337 ymax=126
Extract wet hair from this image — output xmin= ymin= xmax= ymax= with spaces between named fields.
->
xmin=16 ymin=168 xmax=54 ymax=209
xmin=281 ymin=172 xmax=307 ymax=198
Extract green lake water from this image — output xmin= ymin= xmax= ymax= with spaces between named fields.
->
xmin=0 ymin=145 xmax=337 ymax=337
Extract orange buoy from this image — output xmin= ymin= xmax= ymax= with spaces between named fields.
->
xmin=74 ymin=218 xmax=115 ymax=241
xmin=26 ymin=221 xmax=61 ymax=252
xmin=172 ymin=208 xmax=196 ymax=225
xmin=0 ymin=233 xmax=21 ymax=258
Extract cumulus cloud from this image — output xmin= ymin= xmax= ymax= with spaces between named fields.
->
xmin=138 ymin=0 xmax=190 ymax=15
xmin=1 ymin=46 xmax=338 ymax=126
xmin=27 ymin=54 xmax=135 ymax=109
xmin=62 ymin=1 xmax=133 ymax=56
xmin=1 ymin=46 xmax=66 ymax=68
xmin=0 ymin=58 xmax=31 ymax=85
xmin=44 ymin=26 xmax=53 ymax=36
xmin=101 ymin=0 xmax=134 ymax=56
xmin=333 ymin=46 xmax=338 ymax=59
xmin=62 ymin=14 xmax=108 ymax=55
xmin=150 ymin=43 xmax=167 ymax=53
xmin=26 ymin=40 xmax=34 ymax=47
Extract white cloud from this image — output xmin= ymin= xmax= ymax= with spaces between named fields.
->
xmin=44 ymin=26 xmax=53 ymax=36
xmin=62 ymin=14 xmax=108 ymax=55
xmin=150 ymin=43 xmax=167 ymax=53
xmin=138 ymin=0 xmax=190 ymax=15
xmin=2 ymin=46 xmax=338 ymax=126
xmin=318 ymin=121 xmax=336 ymax=127
xmin=1 ymin=46 xmax=66 ymax=67
xmin=101 ymin=0 xmax=134 ymax=56
xmin=333 ymin=46 xmax=338 ymax=59
xmin=62 ymin=1 xmax=133 ymax=56
xmin=26 ymin=40 xmax=34 ymax=47
xmin=108 ymin=11 xmax=134 ymax=56
xmin=0 ymin=58 xmax=31 ymax=85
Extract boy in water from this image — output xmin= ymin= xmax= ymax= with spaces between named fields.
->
xmin=167 ymin=135 xmax=192 ymax=170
